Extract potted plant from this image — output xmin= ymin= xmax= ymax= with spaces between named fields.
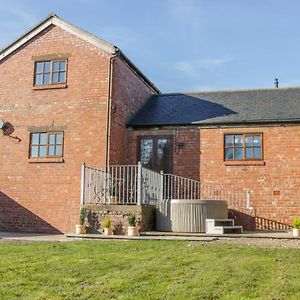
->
xmin=109 ymin=184 xmax=118 ymax=204
xmin=292 ymin=217 xmax=300 ymax=237
xmin=75 ymin=208 xmax=87 ymax=234
xmin=127 ymin=213 xmax=137 ymax=236
xmin=103 ymin=218 xmax=112 ymax=235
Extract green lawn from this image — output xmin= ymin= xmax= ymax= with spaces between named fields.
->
xmin=0 ymin=240 xmax=299 ymax=300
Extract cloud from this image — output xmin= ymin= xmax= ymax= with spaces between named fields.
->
xmin=167 ymin=0 xmax=204 ymax=26
xmin=96 ymin=26 xmax=142 ymax=49
xmin=0 ymin=1 xmax=39 ymax=47
xmin=175 ymin=57 xmax=233 ymax=78
xmin=0 ymin=3 xmax=37 ymax=26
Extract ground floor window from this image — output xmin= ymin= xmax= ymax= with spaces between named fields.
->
xmin=224 ymin=133 xmax=263 ymax=160
xmin=30 ymin=132 xmax=63 ymax=158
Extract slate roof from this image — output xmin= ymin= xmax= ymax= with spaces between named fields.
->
xmin=127 ymin=87 xmax=300 ymax=127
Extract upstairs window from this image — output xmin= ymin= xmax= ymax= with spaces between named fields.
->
xmin=30 ymin=132 xmax=63 ymax=158
xmin=224 ymin=133 xmax=263 ymax=160
xmin=34 ymin=60 xmax=67 ymax=85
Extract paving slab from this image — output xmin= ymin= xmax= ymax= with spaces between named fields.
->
xmin=1 ymin=230 xmax=299 ymax=244
xmin=0 ymin=231 xmax=70 ymax=242
xmin=141 ymin=230 xmax=300 ymax=240
xmin=66 ymin=233 xmax=218 ymax=242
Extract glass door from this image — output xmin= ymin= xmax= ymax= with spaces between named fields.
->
xmin=139 ymin=136 xmax=173 ymax=173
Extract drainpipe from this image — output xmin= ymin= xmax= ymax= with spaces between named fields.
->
xmin=105 ymin=52 xmax=118 ymax=167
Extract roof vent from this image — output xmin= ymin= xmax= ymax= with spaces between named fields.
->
xmin=274 ymin=78 xmax=279 ymax=88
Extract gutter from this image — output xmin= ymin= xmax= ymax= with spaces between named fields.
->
xmin=127 ymin=118 xmax=300 ymax=128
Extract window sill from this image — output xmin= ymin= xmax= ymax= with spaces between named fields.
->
xmin=28 ymin=157 xmax=64 ymax=163
xmin=224 ymin=160 xmax=265 ymax=166
xmin=33 ymin=83 xmax=67 ymax=90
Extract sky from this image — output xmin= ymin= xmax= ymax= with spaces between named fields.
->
xmin=1 ymin=0 xmax=300 ymax=93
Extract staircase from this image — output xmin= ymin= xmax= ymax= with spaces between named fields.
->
xmin=206 ymin=219 xmax=243 ymax=234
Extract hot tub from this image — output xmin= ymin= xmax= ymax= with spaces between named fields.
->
xmin=156 ymin=199 xmax=228 ymax=232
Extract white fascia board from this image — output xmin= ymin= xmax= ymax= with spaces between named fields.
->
xmin=52 ymin=18 xmax=117 ymax=54
xmin=0 ymin=16 xmax=117 ymax=62
xmin=0 ymin=20 xmax=52 ymax=61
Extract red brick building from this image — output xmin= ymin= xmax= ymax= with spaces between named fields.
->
xmin=0 ymin=14 xmax=158 ymax=233
xmin=1 ymin=14 xmax=299 ymax=233
xmin=127 ymin=91 xmax=300 ymax=229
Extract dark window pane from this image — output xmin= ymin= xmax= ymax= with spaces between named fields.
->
xmin=39 ymin=146 xmax=47 ymax=157
xmin=35 ymin=74 xmax=43 ymax=85
xmin=55 ymin=145 xmax=62 ymax=156
xmin=234 ymin=148 xmax=243 ymax=160
xmin=157 ymin=139 xmax=171 ymax=173
xmin=53 ymin=62 xmax=59 ymax=72
xmin=141 ymin=139 xmax=153 ymax=169
xmin=253 ymin=135 xmax=261 ymax=146
xmin=56 ymin=134 xmax=62 ymax=145
xmin=31 ymin=133 xmax=39 ymax=145
xmin=43 ymin=73 xmax=50 ymax=84
xmin=48 ymin=145 xmax=55 ymax=156
xmin=44 ymin=61 xmax=51 ymax=73
xmin=49 ymin=134 xmax=56 ymax=144
xmin=59 ymin=72 xmax=66 ymax=82
xmin=52 ymin=72 xmax=59 ymax=83
xmin=254 ymin=147 xmax=262 ymax=158
xmin=59 ymin=61 xmax=66 ymax=71
xmin=245 ymin=136 xmax=253 ymax=147
xmin=40 ymin=133 xmax=47 ymax=145
xmin=225 ymin=135 xmax=234 ymax=146
xmin=35 ymin=62 xmax=43 ymax=73
xmin=245 ymin=148 xmax=253 ymax=159
xmin=225 ymin=148 xmax=234 ymax=160
xmin=234 ymin=135 xmax=243 ymax=147
xmin=31 ymin=146 xmax=39 ymax=158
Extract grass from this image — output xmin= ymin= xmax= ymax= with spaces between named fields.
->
xmin=0 ymin=240 xmax=299 ymax=299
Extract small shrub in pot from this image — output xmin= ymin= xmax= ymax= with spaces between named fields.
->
xmin=292 ymin=217 xmax=300 ymax=237
xmin=127 ymin=213 xmax=137 ymax=236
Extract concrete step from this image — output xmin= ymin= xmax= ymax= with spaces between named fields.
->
xmin=206 ymin=219 xmax=243 ymax=234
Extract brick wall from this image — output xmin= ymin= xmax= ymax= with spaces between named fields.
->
xmin=109 ymin=57 xmax=157 ymax=165
xmin=83 ymin=204 xmax=156 ymax=234
xmin=127 ymin=125 xmax=300 ymax=229
xmin=0 ymin=25 xmax=111 ymax=233
xmin=200 ymin=125 xmax=300 ymax=227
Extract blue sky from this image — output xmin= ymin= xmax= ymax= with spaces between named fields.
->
xmin=1 ymin=0 xmax=300 ymax=93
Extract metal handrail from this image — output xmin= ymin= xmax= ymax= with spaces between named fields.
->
xmin=81 ymin=163 xmax=250 ymax=209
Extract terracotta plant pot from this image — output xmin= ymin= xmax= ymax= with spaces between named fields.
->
xmin=292 ymin=228 xmax=300 ymax=237
xmin=75 ymin=224 xmax=86 ymax=234
xmin=128 ymin=226 xmax=137 ymax=236
xmin=104 ymin=227 xmax=112 ymax=235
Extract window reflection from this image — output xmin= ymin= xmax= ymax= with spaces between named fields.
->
xmin=140 ymin=139 xmax=153 ymax=169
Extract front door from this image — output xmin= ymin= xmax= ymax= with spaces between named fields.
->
xmin=139 ymin=136 xmax=173 ymax=173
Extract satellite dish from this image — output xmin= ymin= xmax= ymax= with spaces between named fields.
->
xmin=0 ymin=118 xmax=4 ymax=129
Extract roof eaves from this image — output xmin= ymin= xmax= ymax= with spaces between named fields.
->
xmin=0 ymin=14 xmax=54 ymax=60
xmin=128 ymin=118 xmax=300 ymax=128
